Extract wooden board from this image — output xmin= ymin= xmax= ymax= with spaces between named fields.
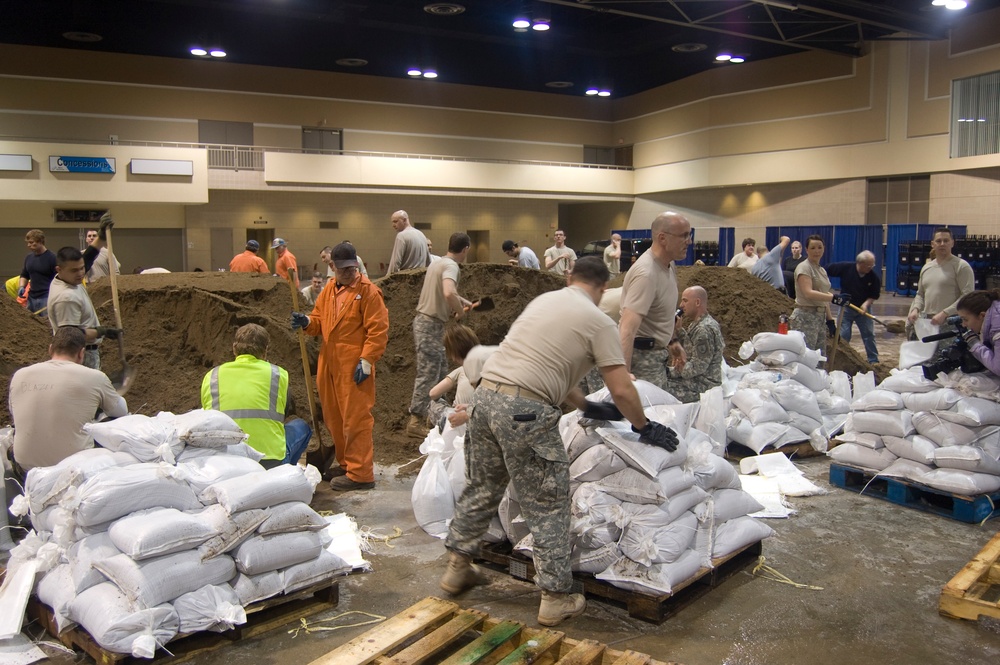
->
xmin=308 ymin=597 xmax=681 ymax=665
xmin=725 ymin=439 xmax=832 ymax=461
xmin=28 ymin=579 xmax=339 ymax=665
xmin=476 ymin=540 xmax=762 ymax=624
xmin=940 ymin=530 xmax=1000 ymax=622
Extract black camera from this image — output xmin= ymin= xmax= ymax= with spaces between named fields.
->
xmin=920 ymin=315 xmax=985 ymax=380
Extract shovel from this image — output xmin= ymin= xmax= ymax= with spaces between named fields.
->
xmin=102 ymin=216 xmax=137 ymax=395
xmin=463 ymin=296 xmax=495 ymax=314
xmin=848 ymin=303 xmax=906 ymax=334
xmin=287 ymin=268 xmax=327 ymax=471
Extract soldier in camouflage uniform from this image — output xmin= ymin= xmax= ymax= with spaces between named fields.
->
xmin=664 ymin=286 xmax=724 ymax=403
xmin=440 ymin=257 xmax=679 ymax=627
xmin=408 ymin=233 xmax=473 ymax=438
xmin=790 ymin=234 xmax=849 ymax=363
xmin=619 ymin=212 xmax=692 ymax=389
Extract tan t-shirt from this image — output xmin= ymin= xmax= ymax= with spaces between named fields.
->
xmin=463 ymin=345 xmax=498 ymax=387
xmin=794 ymin=260 xmax=831 ymax=308
xmin=416 ymin=256 xmax=460 ymax=322
xmin=387 ymin=226 xmax=430 ymax=274
xmin=599 ymin=287 xmax=622 ymax=324
xmin=544 ymin=245 xmax=576 ymax=275
xmin=620 ymin=250 xmax=678 ymax=347
xmin=47 ymin=276 xmax=100 ymax=334
xmin=447 ymin=367 xmax=475 ymax=406
xmin=10 ymin=359 xmax=127 ymax=470
xmin=481 ymin=286 xmax=624 ymax=406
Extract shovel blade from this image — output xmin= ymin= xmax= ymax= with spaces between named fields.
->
xmin=109 ymin=365 xmax=137 ymax=396
xmin=473 ymin=296 xmax=495 ymax=312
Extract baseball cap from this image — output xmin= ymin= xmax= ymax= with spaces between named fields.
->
xmin=332 ymin=242 xmax=359 ymax=268
xmin=271 ymin=238 xmax=287 ymax=249
xmin=501 ymin=240 xmax=516 ymax=252
xmin=246 ymin=239 xmax=260 ymax=251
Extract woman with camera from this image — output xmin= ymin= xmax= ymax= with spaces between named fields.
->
xmin=956 ymin=289 xmax=1000 ymax=377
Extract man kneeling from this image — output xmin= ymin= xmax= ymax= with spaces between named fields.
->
xmin=665 ymin=286 xmax=724 ymax=403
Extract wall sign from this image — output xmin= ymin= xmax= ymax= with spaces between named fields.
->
xmin=49 ymin=156 xmax=116 ymax=173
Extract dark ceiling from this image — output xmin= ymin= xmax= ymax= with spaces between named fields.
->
xmin=3 ymin=0 xmax=1000 ymax=98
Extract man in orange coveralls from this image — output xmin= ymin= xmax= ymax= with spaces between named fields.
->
xmin=229 ymin=240 xmax=270 ymax=273
xmin=291 ymin=242 xmax=389 ymax=492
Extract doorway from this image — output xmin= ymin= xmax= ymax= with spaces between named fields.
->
xmin=247 ymin=229 xmax=275 ymax=273
xmin=467 ymin=230 xmax=490 ymax=263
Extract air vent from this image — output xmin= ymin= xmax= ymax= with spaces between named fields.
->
xmin=414 ymin=222 xmax=432 ymax=230
xmin=672 ymin=43 xmax=707 ymax=53
xmin=424 ymin=3 xmax=465 ymax=16
xmin=63 ymin=31 xmax=103 ymax=43
xmin=319 ymin=221 xmax=340 ymax=229
xmin=546 ymin=81 xmax=574 ymax=89
xmin=335 ymin=58 xmax=368 ymax=67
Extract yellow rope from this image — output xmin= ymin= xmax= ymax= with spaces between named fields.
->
xmin=979 ymin=495 xmax=996 ymax=528
xmin=751 ymin=556 xmax=824 ymax=590
xmin=359 ymin=526 xmax=404 ymax=551
xmin=288 ymin=611 xmax=386 ymax=637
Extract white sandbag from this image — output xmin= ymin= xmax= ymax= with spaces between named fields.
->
xmin=498 ymin=492 xmax=529 ymax=545
xmin=920 ymin=468 xmax=1000 ymax=496
xmin=620 ymin=512 xmax=698 ymax=566
xmin=70 ymin=583 xmax=179 ymax=658
xmin=563 ymin=420 xmax=606 ymax=463
xmin=200 ymin=464 xmax=314 ymax=514
xmin=571 ymin=542 xmax=620 ymax=574
xmin=773 ymin=425 xmax=810 ymax=449
xmin=108 ymin=508 xmax=217 ymax=560
xmin=178 ymin=455 xmax=265 ymax=495
xmin=37 ymin=564 xmax=77 ymax=634
xmin=768 ymin=381 xmax=823 ymax=422
xmin=787 ymin=413 xmax=823 ymax=441
xmin=882 ymin=435 xmax=938 ymax=466
xmin=852 ymin=371 xmax=877 ymax=400
xmin=878 ymin=367 xmax=939 ymax=394
xmin=848 ymin=410 xmax=914 ymax=438
xmin=660 ymin=486 xmax=710 ymax=523
xmin=835 ymin=431 xmax=884 ymax=450
xmin=912 ymin=411 xmax=980 ymax=447
xmin=231 ymin=531 xmax=322 ymax=575
xmin=898 ymin=320 xmax=939 ymax=370
xmin=172 ymin=584 xmax=246 ymax=633
xmin=828 ymin=443 xmax=897 ymax=472
xmin=570 ymin=483 xmax=622 ymax=525
xmin=644 ymin=403 xmax=699 ymax=440
xmin=712 ymin=516 xmax=774 ymax=558
xmin=757 ymin=349 xmax=803 ymax=368
xmin=828 ymin=371 xmax=852 ymax=401
xmin=728 ymin=416 xmax=790 ymax=454
xmin=257 ymin=502 xmax=327 ymax=536
xmin=595 ymin=427 xmax=687 ymax=476
xmin=731 ymin=389 xmax=789 ymax=426
xmin=84 ymin=415 xmax=182 ymax=464
xmin=695 ymin=489 xmax=765 ymax=523
xmin=613 ymin=503 xmax=673 ymax=532
xmin=177 ymin=442 xmax=266 ymax=463
xmin=230 ymin=571 xmax=283 ymax=606
xmin=570 ymin=445 xmax=626 ymax=481
xmin=739 ymin=371 xmax=782 ymax=389
xmin=571 ymin=517 xmax=620 ymax=550
xmin=68 ymin=532 xmax=122 ymax=594
xmin=411 ymin=453 xmax=454 ymax=540
xmin=936 ymin=397 xmax=1000 ymax=427
xmin=158 ymin=409 xmax=248 ymax=449
xmin=943 ymin=371 xmax=1000 ymax=398
xmin=934 ymin=446 xmax=1000 ymax=475
xmin=95 ymin=551 xmax=237 ymax=609
xmin=586 ymin=379 xmax=680 ymax=407
xmin=816 ymin=391 xmax=852 ymax=415
xmin=594 ymin=468 xmax=668 ymax=505
xmin=878 ymin=458 xmax=933 ymax=483
xmin=596 ymin=549 xmax=703 ymax=595
xmin=658 ymin=466 xmax=698 ymax=496
xmin=785 ymin=362 xmax=827 ymax=392
xmin=482 ymin=515 xmax=506 ymax=544
xmin=752 ymin=330 xmax=807 ymax=354
xmin=64 ymin=463 xmax=201 ymax=527
xmin=23 ymin=449 xmax=133 ymax=515
xmin=197 ymin=506 xmax=269 ymax=559
xmin=902 ymin=389 xmax=963 ymax=412
xmin=693 ymin=387 xmax=727 ymax=456
xmin=281 ymin=549 xmax=351 ymax=593
xmin=853 ymin=390 xmax=904 ymax=412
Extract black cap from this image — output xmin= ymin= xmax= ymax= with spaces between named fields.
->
xmin=502 ymin=240 xmax=516 ymax=252
xmin=332 ymin=242 xmax=358 ymax=268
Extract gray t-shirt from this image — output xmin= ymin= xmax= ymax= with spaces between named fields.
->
xmin=517 ymin=247 xmax=540 ymax=269
xmin=416 ymin=256 xmax=461 ymax=322
xmin=794 ymin=260 xmax=831 ymax=308
xmin=47 ymin=277 xmax=100 ymax=334
xmin=604 ymin=243 xmax=621 ymax=276
xmin=751 ymin=244 xmax=785 ymax=289
xmin=387 ymin=226 xmax=430 ymax=274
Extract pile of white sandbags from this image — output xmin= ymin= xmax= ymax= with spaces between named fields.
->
xmin=725 ymin=331 xmax=852 ymax=454
xmin=5 ymin=409 xmax=350 ymax=658
xmin=829 ymin=366 xmax=1000 ymax=497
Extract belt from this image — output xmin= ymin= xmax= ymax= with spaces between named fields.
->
xmin=85 ymin=344 xmax=100 ymax=350
xmin=633 ymin=336 xmax=657 ymax=351
xmin=479 ymin=379 xmax=548 ymax=404
xmin=796 ymin=306 xmax=825 ymax=312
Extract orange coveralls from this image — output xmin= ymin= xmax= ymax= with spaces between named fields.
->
xmin=303 ymin=273 xmax=389 ymax=483
xmin=229 ymin=250 xmax=269 ymax=273
xmin=276 ymin=250 xmax=299 ymax=287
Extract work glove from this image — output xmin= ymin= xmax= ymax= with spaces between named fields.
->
xmin=831 ymin=293 xmax=850 ymax=307
xmin=353 ymin=358 xmax=372 ymax=385
xmin=632 ymin=421 xmax=679 ymax=452
xmin=581 ymin=400 xmax=623 ymax=421
xmin=826 ymin=319 xmax=837 ymax=337
xmin=291 ymin=312 xmax=310 ymax=329
xmin=98 ymin=213 xmax=114 ymax=241
xmin=17 ymin=286 xmax=25 ymax=298
xmin=95 ymin=326 xmax=122 ymax=340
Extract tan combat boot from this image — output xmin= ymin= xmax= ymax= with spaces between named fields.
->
xmin=439 ymin=551 xmax=487 ymax=595
xmin=406 ymin=414 xmax=429 ymax=439
xmin=537 ymin=591 xmax=587 ymax=626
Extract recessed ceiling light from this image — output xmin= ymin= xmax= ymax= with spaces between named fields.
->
xmin=730 ymin=56 xmax=746 ymax=63
xmin=407 ymin=68 xmax=423 ymax=77
xmin=545 ymin=81 xmax=574 ymax=89
xmin=532 ymin=19 xmax=550 ymax=31
xmin=62 ymin=31 xmax=103 ymax=43
xmin=422 ymin=70 xmax=438 ymax=79
xmin=672 ymin=43 xmax=707 ymax=53
xmin=209 ymin=49 xmax=226 ymax=58
xmin=716 ymin=53 xmax=732 ymax=61
xmin=513 ymin=18 xmax=530 ymax=29
xmin=190 ymin=47 xmax=208 ymax=56
xmin=931 ymin=0 xmax=948 ymax=4
xmin=597 ymin=90 xmax=611 ymax=97
xmin=336 ymin=58 xmax=368 ymax=67
xmin=424 ymin=3 xmax=465 ymax=16
xmin=945 ymin=0 xmax=967 ymax=8
xmin=585 ymin=88 xmax=599 ymax=96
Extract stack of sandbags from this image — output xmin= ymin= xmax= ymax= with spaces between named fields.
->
xmin=725 ymin=331 xmax=852 ymax=454
xmin=829 ymin=366 xmax=1000 ymax=497
xmin=6 ymin=409 xmax=347 ymax=658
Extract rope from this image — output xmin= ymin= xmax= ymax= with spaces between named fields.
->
xmin=287 ymin=611 xmax=386 ymax=637
xmin=358 ymin=526 xmax=403 ymax=552
xmin=751 ymin=556 xmax=824 ymax=590
xmin=398 ymin=454 xmax=426 ymax=469
xmin=979 ymin=495 xmax=996 ymax=528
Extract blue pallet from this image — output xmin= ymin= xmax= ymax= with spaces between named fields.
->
xmin=829 ymin=463 xmax=1000 ymax=524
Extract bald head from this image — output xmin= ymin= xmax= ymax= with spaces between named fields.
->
xmin=390 ymin=210 xmax=410 ymax=232
xmin=680 ymin=285 xmax=708 ymax=319
xmin=652 ymin=211 xmax=688 ymax=235
xmin=651 ymin=211 xmax=692 ymax=263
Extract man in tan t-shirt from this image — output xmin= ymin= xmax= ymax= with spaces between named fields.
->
xmin=620 ymin=212 xmax=692 ymax=389
xmin=408 ymin=232 xmax=473 ymax=437
xmin=387 ymin=210 xmax=431 ymax=275
xmin=439 ymin=256 xmax=678 ymax=627
xmin=10 ymin=326 xmax=127 ymax=474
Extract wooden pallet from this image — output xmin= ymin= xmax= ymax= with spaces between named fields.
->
xmin=27 ymin=579 xmax=340 ymax=665
xmin=940 ymin=531 xmax=1000 ymax=622
xmin=476 ymin=540 xmax=762 ymax=624
xmin=725 ymin=439 xmax=834 ymax=461
xmin=307 ymin=596 xmax=681 ymax=665
xmin=829 ymin=462 xmax=1000 ymax=524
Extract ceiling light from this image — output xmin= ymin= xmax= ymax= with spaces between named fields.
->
xmin=424 ymin=3 xmax=465 ymax=15
xmin=532 ymin=19 xmax=550 ymax=31
xmin=190 ymin=47 xmax=208 ymax=56
xmin=672 ymin=43 xmax=707 ymax=53
xmin=729 ymin=56 xmax=746 ymax=63
xmin=335 ymin=58 xmax=368 ymax=67
xmin=512 ymin=18 xmax=530 ymax=29
xmin=422 ymin=70 xmax=438 ymax=78
xmin=597 ymin=90 xmax=611 ymax=97
xmin=585 ymin=88 xmax=599 ymax=96
xmin=407 ymin=68 xmax=423 ymax=77
xmin=545 ymin=81 xmax=573 ymax=89
xmin=716 ymin=53 xmax=732 ymax=61
xmin=931 ymin=0 xmax=948 ymax=4
xmin=62 ymin=31 xmax=103 ymax=43
xmin=209 ymin=49 xmax=226 ymax=58
xmin=945 ymin=0 xmax=968 ymax=8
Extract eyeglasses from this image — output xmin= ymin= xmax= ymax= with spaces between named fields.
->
xmin=664 ymin=230 xmax=693 ymax=240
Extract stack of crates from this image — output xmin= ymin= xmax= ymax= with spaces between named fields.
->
xmin=693 ymin=241 xmax=720 ymax=266
xmin=955 ymin=235 xmax=1000 ymax=291
xmin=896 ymin=241 xmax=930 ymax=296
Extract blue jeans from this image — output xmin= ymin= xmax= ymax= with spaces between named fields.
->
xmin=283 ymin=417 xmax=312 ymax=465
xmin=27 ymin=293 xmax=47 ymax=316
xmin=841 ymin=307 xmax=878 ymax=364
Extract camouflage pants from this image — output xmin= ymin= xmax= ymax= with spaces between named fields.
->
xmin=409 ymin=314 xmax=447 ymax=418
xmin=84 ymin=348 xmax=100 ymax=370
xmin=630 ymin=347 xmax=668 ymax=390
xmin=790 ymin=308 xmax=826 ymax=354
xmin=446 ymin=387 xmax=572 ymax=592
xmin=581 ymin=366 xmax=605 ymax=396
xmin=426 ymin=398 xmax=453 ymax=431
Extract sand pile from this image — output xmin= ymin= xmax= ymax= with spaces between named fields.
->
xmin=0 ymin=264 xmax=875 ymax=469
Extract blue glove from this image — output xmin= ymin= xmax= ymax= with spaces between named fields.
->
xmin=291 ymin=312 xmax=310 ymax=329
xmin=353 ymin=358 xmax=372 ymax=385
xmin=831 ymin=293 xmax=850 ymax=307
xmin=17 ymin=286 xmax=26 ymax=298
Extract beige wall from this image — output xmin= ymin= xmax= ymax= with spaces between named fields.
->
xmin=558 ymin=202 xmax=633 ymax=248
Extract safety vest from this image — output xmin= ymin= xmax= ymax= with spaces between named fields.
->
xmin=201 ymin=354 xmax=288 ymax=460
